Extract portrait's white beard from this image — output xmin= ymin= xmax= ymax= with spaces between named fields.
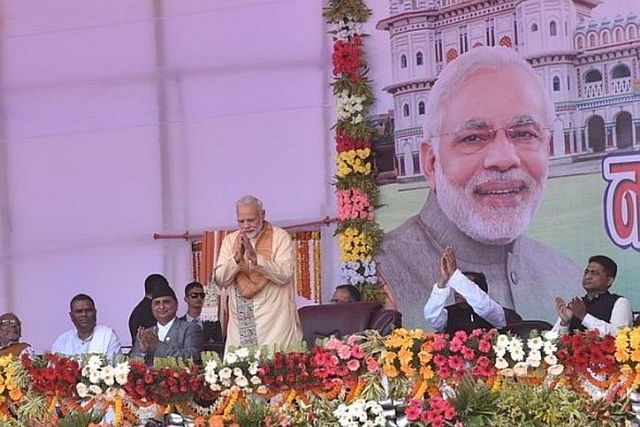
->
xmin=434 ymin=163 xmax=547 ymax=245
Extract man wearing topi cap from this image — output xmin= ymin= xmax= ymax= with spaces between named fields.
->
xmin=129 ymin=281 xmax=204 ymax=365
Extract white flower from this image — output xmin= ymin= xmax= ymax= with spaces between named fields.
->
xmin=88 ymin=371 xmax=101 ymax=384
xmin=88 ymin=384 xmax=103 ymax=395
xmin=527 ymin=349 xmax=542 ymax=362
xmin=248 ymin=361 xmax=259 ymax=376
xmin=250 ymin=375 xmax=261 ymax=385
xmin=542 ymin=330 xmax=558 ymax=341
xmin=76 ymin=383 xmax=89 ymax=398
xmin=513 ymin=362 xmax=529 ymax=377
xmin=547 ymin=364 xmax=564 ymax=376
xmin=509 ymin=346 xmax=525 ymax=361
xmin=114 ymin=362 xmax=130 ymax=386
xmin=543 ymin=340 xmax=557 ymax=355
xmin=219 ymin=367 xmax=232 ymax=380
xmin=234 ymin=376 xmax=249 ymax=388
xmin=224 ymin=352 xmax=238 ymax=365
xmin=527 ymin=336 xmax=543 ymax=350
xmin=100 ymin=365 xmax=115 ymax=386
xmin=232 ymin=367 xmax=243 ymax=378
xmin=494 ymin=334 xmax=510 ymax=349
xmin=235 ymin=347 xmax=250 ymax=360
xmin=526 ymin=356 xmax=541 ymax=368
xmin=205 ymin=359 xmax=218 ymax=370
xmin=544 ymin=354 xmax=559 ymax=366
xmin=204 ymin=370 xmax=218 ymax=385
xmin=495 ymin=356 xmax=509 ymax=369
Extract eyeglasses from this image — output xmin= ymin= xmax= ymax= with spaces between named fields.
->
xmin=434 ymin=124 xmax=549 ymax=154
xmin=0 ymin=319 xmax=20 ymax=327
xmin=189 ymin=292 xmax=206 ymax=299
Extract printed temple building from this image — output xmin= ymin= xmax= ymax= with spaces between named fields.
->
xmin=377 ymin=0 xmax=640 ymax=180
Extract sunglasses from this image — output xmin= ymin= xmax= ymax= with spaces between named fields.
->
xmin=189 ymin=292 xmax=206 ymax=299
xmin=0 ymin=319 xmax=20 ymax=327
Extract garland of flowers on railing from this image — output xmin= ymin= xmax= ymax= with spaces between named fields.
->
xmin=4 ymin=327 xmax=640 ymax=426
xmin=324 ymin=0 xmax=383 ymax=302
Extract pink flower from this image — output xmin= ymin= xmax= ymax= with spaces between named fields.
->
xmin=404 ymin=400 xmax=423 ymax=421
xmin=325 ymin=337 xmax=342 ymax=351
xmin=347 ymin=359 xmax=360 ymax=371
xmin=365 ymin=356 xmax=379 ymax=373
xmin=337 ymin=344 xmax=352 ymax=360
xmin=350 ymin=344 xmax=365 ymax=359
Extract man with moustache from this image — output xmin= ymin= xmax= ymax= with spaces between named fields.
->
xmin=376 ymin=46 xmax=583 ymax=329
xmin=52 ymin=294 xmax=122 ymax=358
xmin=213 ymin=195 xmax=302 ymax=354
xmin=553 ymin=255 xmax=632 ymax=336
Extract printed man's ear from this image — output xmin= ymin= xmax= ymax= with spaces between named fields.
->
xmin=420 ymin=140 xmax=437 ymax=191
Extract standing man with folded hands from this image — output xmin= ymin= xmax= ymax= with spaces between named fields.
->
xmin=213 ymin=195 xmax=302 ymax=354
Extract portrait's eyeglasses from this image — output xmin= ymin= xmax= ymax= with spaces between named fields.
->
xmin=0 ymin=319 xmax=20 ymax=327
xmin=434 ymin=124 xmax=549 ymax=154
xmin=189 ymin=292 xmax=206 ymax=299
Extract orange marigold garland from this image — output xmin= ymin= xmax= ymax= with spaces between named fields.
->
xmin=312 ymin=231 xmax=322 ymax=303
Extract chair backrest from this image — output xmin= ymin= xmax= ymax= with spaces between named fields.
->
xmin=298 ymin=301 xmax=381 ymax=349
xmin=500 ymin=320 xmax=553 ymax=341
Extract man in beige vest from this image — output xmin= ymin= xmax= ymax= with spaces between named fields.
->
xmin=213 ymin=195 xmax=302 ymax=354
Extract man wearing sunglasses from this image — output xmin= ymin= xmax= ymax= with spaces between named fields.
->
xmin=376 ymin=46 xmax=583 ymax=330
xmin=178 ymin=281 xmax=223 ymax=348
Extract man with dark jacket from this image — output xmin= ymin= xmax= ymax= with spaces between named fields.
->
xmin=553 ymin=255 xmax=633 ymax=336
xmin=424 ymin=247 xmax=522 ymax=334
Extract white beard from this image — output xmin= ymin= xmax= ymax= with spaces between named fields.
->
xmin=434 ymin=162 xmax=547 ymax=245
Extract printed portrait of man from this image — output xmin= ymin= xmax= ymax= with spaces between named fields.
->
xmin=375 ymin=46 xmax=583 ymax=329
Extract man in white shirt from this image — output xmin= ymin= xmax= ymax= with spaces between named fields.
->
xmin=553 ymin=255 xmax=633 ymax=336
xmin=424 ymin=247 xmax=521 ymax=334
xmin=52 ymin=294 xmax=121 ymax=359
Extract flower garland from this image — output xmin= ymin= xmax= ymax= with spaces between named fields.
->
xmin=291 ymin=230 xmax=322 ymax=303
xmin=324 ymin=0 xmax=383 ymax=302
xmin=6 ymin=327 xmax=640 ymax=426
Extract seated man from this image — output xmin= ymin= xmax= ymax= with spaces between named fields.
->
xmin=424 ymin=247 xmax=522 ymax=334
xmin=179 ymin=281 xmax=223 ymax=346
xmin=553 ymin=255 xmax=633 ymax=336
xmin=330 ymin=284 xmax=362 ymax=303
xmin=52 ymin=294 xmax=122 ymax=358
xmin=130 ymin=282 xmax=204 ymax=366
xmin=0 ymin=312 xmax=30 ymax=356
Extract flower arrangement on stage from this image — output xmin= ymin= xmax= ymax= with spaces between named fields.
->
xmin=5 ymin=326 xmax=640 ymax=426
xmin=324 ymin=0 xmax=383 ymax=302
xmin=0 ymin=354 xmax=25 ymax=422
xmin=493 ymin=329 xmax=563 ymax=385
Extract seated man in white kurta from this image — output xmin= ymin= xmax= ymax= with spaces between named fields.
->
xmin=212 ymin=195 xmax=302 ymax=354
xmin=52 ymin=293 xmax=121 ymax=359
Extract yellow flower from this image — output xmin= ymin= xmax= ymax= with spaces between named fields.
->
xmin=397 ymin=347 xmax=414 ymax=366
xmin=419 ymin=365 xmax=435 ymax=380
xmin=8 ymin=388 xmax=22 ymax=401
xmin=382 ymin=364 xmax=398 ymax=378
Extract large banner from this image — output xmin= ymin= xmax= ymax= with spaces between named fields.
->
xmin=372 ymin=0 xmax=640 ymax=328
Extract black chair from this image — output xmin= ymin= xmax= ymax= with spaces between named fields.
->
xmin=298 ymin=301 xmax=401 ymax=349
xmin=500 ymin=320 xmax=553 ymax=341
